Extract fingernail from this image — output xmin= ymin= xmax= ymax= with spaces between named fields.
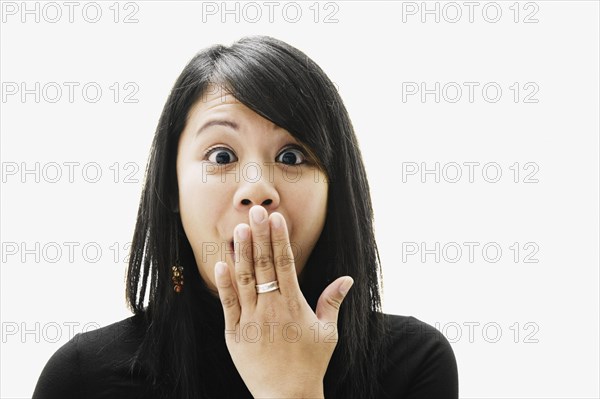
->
xmin=216 ymin=262 xmax=227 ymax=276
xmin=236 ymin=224 xmax=249 ymax=240
xmin=339 ymin=277 xmax=354 ymax=296
xmin=251 ymin=206 xmax=266 ymax=223
xmin=270 ymin=213 xmax=282 ymax=229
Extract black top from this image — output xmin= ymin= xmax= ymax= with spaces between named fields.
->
xmin=32 ymin=312 xmax=458 ymax=398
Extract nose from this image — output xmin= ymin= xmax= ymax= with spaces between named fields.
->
xmin=233 ymin=171 xmax=280 ymax=212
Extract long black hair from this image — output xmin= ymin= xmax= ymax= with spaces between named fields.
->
xmin=125 ymin=35 xmax=390 ymax=398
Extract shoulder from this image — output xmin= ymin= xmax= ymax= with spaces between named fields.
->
xmin=32 ymin=314 xmax=147 ymax=399
xmin=377 ymin=313 xmax=459 ymax=399
xmin=382 ymin=313 xmax=451 ymax=350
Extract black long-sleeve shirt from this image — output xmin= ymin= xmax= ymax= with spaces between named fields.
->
xmin=32 ymin=313 xmax=458 ymax=398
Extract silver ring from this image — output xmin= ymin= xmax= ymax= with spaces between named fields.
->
xmin=255 ymin=280 xmax=279 ymax=294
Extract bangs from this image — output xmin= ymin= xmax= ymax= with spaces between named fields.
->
xmin=204 ymin=37 xmax=338 ymax=178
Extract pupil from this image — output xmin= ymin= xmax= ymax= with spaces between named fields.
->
xmin=216 ymin=152 xmax=230 ymax=164
xmin=282 ymin=152 xmax=296 ymax=164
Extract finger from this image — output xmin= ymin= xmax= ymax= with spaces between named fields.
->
xmin=315 ymin=276 xmax=354 ymax=324
xmin=249 ymin=205 xmax=278 ymax=288
xmin=269 ymin=212 xmax=300 ymax=298
xmin=214 ymin=261 xmax=241 ymax=331
xmin=234 ymin=223 xmax=257 ymax=308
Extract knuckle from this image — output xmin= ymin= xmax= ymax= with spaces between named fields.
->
xmin=217 ymin=278 xmax=232 ymax=289
xmin=275 ymin=255 xmax=295 ymax=272
xmin=254 ymin=254 xmax=272 ymax=271
xmin=325 ymin=296 xmax=342 ymax=310
xmin=220 ymin=294 xmax=238 ymax=309
xmin=236 ymin=270 xmax=255 ymax=286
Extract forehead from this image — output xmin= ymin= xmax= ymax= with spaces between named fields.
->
xmin=187 ymin=86 xmax=275 ymax=129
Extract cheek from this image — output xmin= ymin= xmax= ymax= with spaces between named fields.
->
xmin=178 ymin=168 xmax=229 ymax=244
xmin=179 ymin=173 xmax=202 ymax=229
xmin=180 ymin=160 xmax=229 ymax=198
xmin=293 ymin=171 xmax=328 ymax=218
xmin=286 ymin=178 xmax=328 ymax=261
xmin=177 ymin=169 xmax=233 ymax=291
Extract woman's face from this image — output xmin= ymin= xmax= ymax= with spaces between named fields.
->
xmin=176 ymin=87 xmax=329 ymax=296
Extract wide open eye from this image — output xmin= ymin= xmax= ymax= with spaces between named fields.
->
xmin=205 ymin=147 xmax=238 ymax=165
xmin=276 ymin=147 xmax=307 ymax=165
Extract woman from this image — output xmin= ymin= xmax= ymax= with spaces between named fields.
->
xmin=32 ymin=35 xmax=458 ymax=398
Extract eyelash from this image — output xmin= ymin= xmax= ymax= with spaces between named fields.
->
xmin=203 ymin=145 xmax=310 ymax=166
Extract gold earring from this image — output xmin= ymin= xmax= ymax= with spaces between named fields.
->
xmin=172 ymin=263 xmax=184 ymax=293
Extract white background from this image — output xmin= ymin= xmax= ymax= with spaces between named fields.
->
xmin=1 ymin=1 xmax=599 ymax=398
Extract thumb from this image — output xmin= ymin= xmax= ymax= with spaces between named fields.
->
xmin=315 ymin=276 xmax=354 ymax=324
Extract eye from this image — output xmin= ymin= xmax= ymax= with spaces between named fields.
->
xmin=205 ymin=147 xmax=237 ymax=165
xmin=276 ymin=147 xmax=307 ymax=165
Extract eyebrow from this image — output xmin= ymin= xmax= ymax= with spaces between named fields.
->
xmin=196 ymin=119 xmax=282 ymax=137
xmin=196 ymin=119 xmax=239 ymax=137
